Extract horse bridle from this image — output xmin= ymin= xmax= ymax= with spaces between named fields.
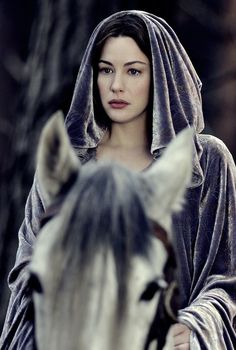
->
xmin=143 ymin=224 xmax=179 ymax=349
xmin=154 ymin=223 xmax=179 ymax=321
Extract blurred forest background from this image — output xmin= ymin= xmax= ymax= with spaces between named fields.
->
xmin=0 ymin=0 xmax=236 ymax=332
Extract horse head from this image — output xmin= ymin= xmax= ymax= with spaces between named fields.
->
xmin=29 ymin=111 xmax=193 ymax=350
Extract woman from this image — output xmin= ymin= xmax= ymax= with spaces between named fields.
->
xmin=1 ymin=10 xmax=236 ymax=349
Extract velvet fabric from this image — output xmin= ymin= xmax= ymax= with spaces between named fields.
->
xmin=1 ymin=10 xmax=236 ymax=349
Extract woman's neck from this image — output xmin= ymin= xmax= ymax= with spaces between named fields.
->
xmin=102 ymin=117 xmax=150 ymax=149
xmin=97 ymin=118 xmax=153 ymax=171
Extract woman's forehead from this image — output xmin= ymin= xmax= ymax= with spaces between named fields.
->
xmin=99 ymin=36 xmax=150 ymax=64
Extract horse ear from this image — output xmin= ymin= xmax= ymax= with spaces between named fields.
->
xmin=141 ymin=128 xmax=193 ymax=234
xmin=36 ymin=111 xmax=79 ymax=204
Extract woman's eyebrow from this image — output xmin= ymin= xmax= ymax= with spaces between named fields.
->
xmin=124 ymin=61 xmax=148 ymax=66
xmin=98 ymin=60 xmax=113 ymax=65
xmin=98 ymin=59 xmax=148 ymax=66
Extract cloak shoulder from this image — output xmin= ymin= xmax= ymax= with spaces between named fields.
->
xmin=0 ymin=175 xmax=45 ymax=349
xmin=176 ymin=133 xmax=236 ymax=349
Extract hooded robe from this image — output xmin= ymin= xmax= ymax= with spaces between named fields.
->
xmin=1 ymin=10 xmax=236 ymax=350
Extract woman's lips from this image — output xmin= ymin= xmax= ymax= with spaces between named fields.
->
xmin=108 ymin=100 xmax=129 ymax=109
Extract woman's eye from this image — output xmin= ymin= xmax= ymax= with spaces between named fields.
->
xmin=99 ymin=67 xmax=113 ymax=74
xmin=128 ymin=68 xmax=141 ymax=76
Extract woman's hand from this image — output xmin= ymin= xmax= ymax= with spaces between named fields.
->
xmin=169 ymin=323 xmax=191 ymax=349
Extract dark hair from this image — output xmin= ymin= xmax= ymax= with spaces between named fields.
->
xmin=92 ymin=13 xmax=153 ymax=130
xmin=93 ymin=13 xmax=152 ymax=65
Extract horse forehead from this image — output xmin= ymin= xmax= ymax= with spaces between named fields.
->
xmin=92 ymin=239 xmax=168 ymax=299
xmin=90 ymin=248 xmax=117 ymax=290
xmin=89 ymin=238 xmax=167 ymax=291
xmin=129 ymin=237 xmax=168 ymax=287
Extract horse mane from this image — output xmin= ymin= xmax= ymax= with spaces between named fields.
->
xmin=47 ymin=161 xmax=153 ymax=320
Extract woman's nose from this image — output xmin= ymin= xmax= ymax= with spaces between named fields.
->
xmin=110 ymin=73 xmax=124 ymax=93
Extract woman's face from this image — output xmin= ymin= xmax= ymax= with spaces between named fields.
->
xmin=97 ymin=36 xmax=151 ymax=125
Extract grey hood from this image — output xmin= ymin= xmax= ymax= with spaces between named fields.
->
xmin=65 ymin=10 xmax=204 ymax=185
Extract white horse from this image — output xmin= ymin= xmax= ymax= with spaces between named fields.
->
xmin=29 ymin=112 xmax=193 ymax=350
